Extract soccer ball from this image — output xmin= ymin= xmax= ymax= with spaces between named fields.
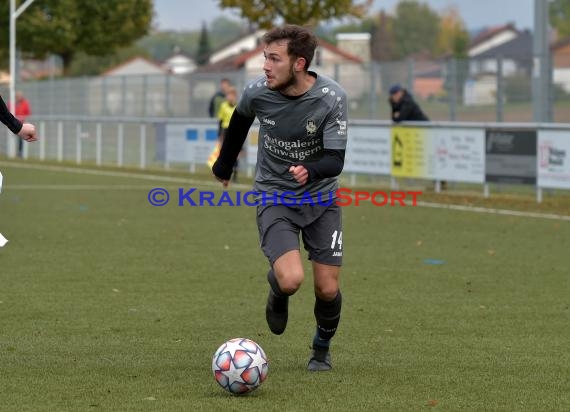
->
xmin=211 ymin=337 xmax=269 ymax=395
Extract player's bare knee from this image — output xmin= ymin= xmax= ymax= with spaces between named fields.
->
xmin=314 ymin=284 xmax=338 ymax=301
xmin=279 ymin=272 xmax=304 ymax=294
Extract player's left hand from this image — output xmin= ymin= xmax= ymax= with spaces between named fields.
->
xmin=289 ymin=165 xmax=308 ymax=185
xmin=214 ymin=175 xmax=229 ymax=188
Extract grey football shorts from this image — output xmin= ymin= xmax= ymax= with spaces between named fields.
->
xmin=256 ymin=203 xmax=343 ymax=266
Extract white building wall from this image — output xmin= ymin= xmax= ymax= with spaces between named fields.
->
xmin=469 ymin=31 xmax=518 ymax=57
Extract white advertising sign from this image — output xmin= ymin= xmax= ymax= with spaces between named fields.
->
xmin=538 ymin=131 xmax=570 ymax=189
xmin=344 ymin=126 xmax=391 ymax=175
xmin=433 ymin=128 xmax=485 ymax=183
xmin=165 ymin=124 xmax=219 ymax=164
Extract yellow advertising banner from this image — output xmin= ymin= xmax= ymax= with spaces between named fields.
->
xmin=391 ymin=127 xmax=431 ymax=178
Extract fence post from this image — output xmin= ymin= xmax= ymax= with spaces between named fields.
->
xmin=407 ymin=58 xmax=414 ymax=94
xmin=23 ymin=136 xmax=28 ymax=159
xmin=369 ymin=63 xmax=377 ymax=119
xmin=76 ymin=122 xmax=82 ymax=164
xmin=121 ymin=76 xmax=127 ymax=116
xmin=117 ymin=123 xmax=124 ymax=167
xmin=142 ymin=75 xmax=148 ymax=117
xmin=165 ymin=74 xmax=171 ymax=116
xmin=448 ymin=58 xmax=457 ymax=121
xmin=39 ymin=121 xmax=46 ymax=161
xmin=139 ymin=123 xmax=146 ymax=169
xmin=496 ymin=56 xmax=504 ymax=122
xmin=101 ymin=76 xmax=107 ymax=116
xmin=6 ymin=129 xmax=15 ymax=159
xmin=96 ymin=123 xmax=102 ymax=166
xmin=57 ymin=121 xmax=63 ymax=162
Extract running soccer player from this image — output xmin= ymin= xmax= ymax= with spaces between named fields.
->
xmin=212 ymin=25 xmax=348 ymax=372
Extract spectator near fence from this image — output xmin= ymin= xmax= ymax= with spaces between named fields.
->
xmin=0 ymin=93 xmax=36 ymax=147
xmin=388 ymin=84 xmax=429 ymax=122
xmin=216 ymin=86 xmax=242 ymax=182
xmin=12 ymin=91 xmax=32 ymax=158
xmin=208 ymin=78 xmax=233 ymax=130
xmin=388 ymin=84 xmax=446 ymax=190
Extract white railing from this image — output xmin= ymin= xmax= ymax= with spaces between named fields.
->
xmin=3 ymin=116 xmax=570 ymax=203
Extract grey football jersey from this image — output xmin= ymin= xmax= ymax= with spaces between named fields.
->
xmin=237 ymin=72 xmax=348 ymax=201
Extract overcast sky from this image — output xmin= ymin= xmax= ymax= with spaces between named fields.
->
xmin=153 ymin=0 xmax=535 ymax=32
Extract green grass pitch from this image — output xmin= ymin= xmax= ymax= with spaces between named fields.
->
xmin=0 ymin=161 xmax=569 ymax=411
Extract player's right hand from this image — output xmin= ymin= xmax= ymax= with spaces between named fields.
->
xmin=212 ymin=159 xmax=232 ymax=188
xmin=18 ymin=123 xmax=38 ymax=142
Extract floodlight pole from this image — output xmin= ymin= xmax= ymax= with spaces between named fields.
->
xmin=9 ymin=0 xmax=36 ymax=113
xmin=532 ymin=0 xmax=551 ymax=122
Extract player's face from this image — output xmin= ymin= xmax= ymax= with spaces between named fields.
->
xmin=390 ymin=90 xmax=404 ymax=103
xmin=263 ymin=41 xmax=297 ymax=91
xmin=227 ymin=91 xmax=237 ymax=105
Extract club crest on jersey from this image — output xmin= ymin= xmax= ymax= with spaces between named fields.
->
xmin=306 ymin=119 xmax=317 ymax=136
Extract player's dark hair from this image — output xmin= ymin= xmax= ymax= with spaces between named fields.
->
xmin=262 ymin=25 xmax=318 ymax=71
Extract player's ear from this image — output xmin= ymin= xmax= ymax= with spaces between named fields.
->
xmin=294 ymin=57 xmax=306 ymax=72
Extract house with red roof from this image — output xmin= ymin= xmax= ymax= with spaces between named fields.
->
xmin=464 ymin=24 xmax=535 ymax=105
xmin=468 ymin=24 xmax=519 ymax=58
xmin=193 ymin=30 xmax=366 ymax=100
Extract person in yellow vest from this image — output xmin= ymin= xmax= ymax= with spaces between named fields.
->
xmin=217 ymin=87 xmax=242 ymax=182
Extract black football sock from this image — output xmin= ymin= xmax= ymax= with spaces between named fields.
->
xmin=267 ymin=269 xmax=289 ymax=312
xmin=313 ymin=291 xmax=342 ymax=350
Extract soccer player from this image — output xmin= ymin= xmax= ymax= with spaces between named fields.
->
xmin=0 ymin=94 xmax=37 ymax=143
xmin=212 ymin=25 xmax=348 ymax=372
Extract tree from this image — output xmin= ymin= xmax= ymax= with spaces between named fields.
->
xmin=391 ymin=0 xmax=440 ymax=59
xmin=550 ymin=0 xmax=570 ymax=37
xmin=196 ymin=22 xmax=211 ymax=66
xmin=210 ymin=16 xmax=246 ymax=43
xmin=370 ymin=10 xmax=394 ymax=62
xmin=0 ymin=0 xmax=153 ymax=75
xmin=436 ymin=7 xmax=470 ymax=103
xmin=436 ymin=6 xmax=469 ymax=58
xmin=218 ymin=0 xmax=372 ymax=28
xmin=68 ymin=46 xmax=151 ymax=77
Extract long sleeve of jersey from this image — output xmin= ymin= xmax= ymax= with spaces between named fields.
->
xmin=303 ymin=149 xmax=345 ymax=182
xmin=212 ymin=110 xmax=255 ymax=180
xmin=0 ymin=96 xmax=22 ymax=134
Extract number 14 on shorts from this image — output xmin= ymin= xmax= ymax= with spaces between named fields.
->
xmin=330 ymin=230 xmax=343 ymax=250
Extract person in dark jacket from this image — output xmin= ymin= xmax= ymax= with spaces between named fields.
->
xmin=388 ymin=84 xmax=429 ymax=122
xmin=208 ymin=78 xmax=232 ymax=118
xmin=388 ymin=84 xmax=446 ymax=189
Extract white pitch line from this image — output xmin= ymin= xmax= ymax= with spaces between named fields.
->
xmin=4 ymin=184 xmax=171 ymax=190
xmin=1 ymin=161 xmax=569 ymax=222
xmin=0 ymin=161 xmax=252 ymax=190
xmin=416 ymin=201 xmax=570 ymax=222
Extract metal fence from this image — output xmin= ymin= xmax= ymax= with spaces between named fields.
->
xmin=2 ymin=116 xmax=569 ymax=205
xmin=1 ymin=116 xmax=168 ymax=170
xmin=1 ymin=56 xmax=570 ymax=122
